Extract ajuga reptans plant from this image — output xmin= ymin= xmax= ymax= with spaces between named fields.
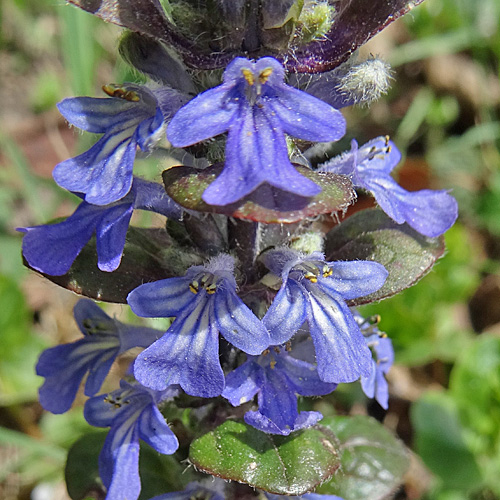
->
xmin=20 ymin=1 xmax=458 ymax=499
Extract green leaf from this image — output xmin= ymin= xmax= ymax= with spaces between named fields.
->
xmin=411 ymin=391 xmax=482 ymax=490
xmin=65 ymin=432 xmax=106 ymax=500
xmin=316 ymin=415 xmax=410 ymax=500
xmin=163 ymin=164 xmax=355 ymax=224
xmin=65 ymin=431 xmax=187 ymax=500
xmin=189 ymin=420 xmax=341 ymax=495
xmin=24 ymin=227 xmax=177 ymax=303
xmin=325 ymin=208 xmax=445 ymax=305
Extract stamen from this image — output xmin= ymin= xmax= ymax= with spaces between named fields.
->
xmin=206 ymin=283 xmax=217 ymax=295
xmin=270 ymin=359 xmax=277 ymax=370
xmin=384 ymin=135 xmax=390 ymax=146
xmin=102 ymin=84 xmax=140 ymax=102
xmin=258 ymin=67 xmax=273 ymax=84
xmin=273 ymin=346 xmax=281 ymax=354
xmin=322 ymin=265 xmax=333 ymax=278
xmin=189 ymin=280 xmax=199 ymax=294
xmin=262 ymin=349 xmax=270 ymax=356
xmin=304 ymin=271 xmax=318 ymax=283
xmin=386 ymin=145 xmax=392 ymax=153
xmin=241 ymin=68 xmax=255 ymax=86
xmin=285 ymin=341 xmax=292 ymax=352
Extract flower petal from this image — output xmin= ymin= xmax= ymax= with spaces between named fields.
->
xmin=245 ymin=367 xmax=299 ymax=435
xmin=306 ymin=288 xmax=372 ymax=383
xmin=21 ymin=201 xmax=102 ymax=276
xmin=133 ymin=178 xmax=183 ymax=220
xmin=318 ymin=261 xmax=388 ymax=300
xmin=263 ymin=280 xmax=308 ymax=345
xmin=269 ymin=86 xmax=346 ymax=142
xmin=73 ymin=299 xmax=112 ymax=333
xmin=36 ymin=342 xmax=98 ymax=413
xmin=57 ymin=97 xmax=142 ymax=133
xmin=364 ymin=175 xmax=458 ymax=237
xmin=98 ymin=414 xmax=141 ymax=500
xmin=127 ymin=277 xmax=196 ymax=318
xmin=134 ymin=299 xmax=225 ymax=397
xmin=277 ymin=355 xmax=336 ymax=397
xmin=96 ymin=201 xmax=134 ymax=271
xmin=167 ymin=85 xmax=238 ymax=147
xmin=214 ymin=289 xmax=270 ymax=355
xmin=53 ymin=128 xmax=137 ymax=206
xmin=137 ymin=403 xmax=179 ymax=454
xmin=202 ymin=106 xmax=320 ymax=205
xmin=222 ymin=359 xmax=261 ymax=407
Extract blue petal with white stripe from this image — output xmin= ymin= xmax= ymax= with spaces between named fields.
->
xmin=54 ymin=85 xmax=174 ymax=205
xmin=128 ymin=254 xmax=270 ymax=397
xmin=168 ymin=57 xmax=345 ymax=206
xmin=262 ymin=249 xmax=387 ymax=384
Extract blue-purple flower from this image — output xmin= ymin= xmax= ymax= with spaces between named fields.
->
xmin=36 ymin=299 xmax=161 ymax=414
xmin=84 ymin=380 xmax=179 ymax=500
xmin=167 ymin=57 xmax=346 ymax=206
xmin=354 ymin=313 xmax=394 ymax=409
xmin=319 ymin=137 xmax=458 ymax=237
xmin=222 ymin=344 xmax=336 ymax=435
xmin=20 ymin=178 xmax=182 ymax=276
xmin=262 ymin=248 xmax=388 ymax=384
xmin=127 ymin=254 xmax=270 ymax=398
xmin=54 ymin=85 xmax=188 ymax=205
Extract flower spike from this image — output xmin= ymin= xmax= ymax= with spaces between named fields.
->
xmin=167 ymin=57 xmax=346 ymax=206
xmin=128 ymin=254 xmax=271 ymax=397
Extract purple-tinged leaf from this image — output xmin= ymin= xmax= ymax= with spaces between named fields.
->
xmin=163 ymin=164 xmax=355 ymax=224
xmin=325 ymin=208 xmax=445 ymax=305
xmin=288 ymin=0 xmax=426 ymax=73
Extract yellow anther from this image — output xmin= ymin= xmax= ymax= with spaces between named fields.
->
xmin=304 ymin=271 xmax=318 ymax=283
xmin=322 ymin=266 xmax=333 ymax=278
xmin=189 ymin=281 xmax=199 ymax=294
xmin=386 ymin=145 xmax=392 ymax=153
xmin=242 ymin=68 xmax=255 ymax=86
xmin=262 ymin=349 xmax=270 ymax=356
xmin=258 ymin=67 xmax=273 ymax=84
xmin=384 ymin=135 xmax=390 ymax=146
xmin=206 ymin=283 xmax=217 ymax=295
xmin=285 ymin=341 xmax=292 ymax=352
xmin=102 ymin=84 xmax=140 ymax=102
xmin=273 ymin=346 xmax=281 ymax=354
xmin=270 ymin=359 xmax=277 ymax=370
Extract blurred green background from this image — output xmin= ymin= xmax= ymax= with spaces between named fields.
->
xmin=1 ymin=0 xmax=500 ymax=499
